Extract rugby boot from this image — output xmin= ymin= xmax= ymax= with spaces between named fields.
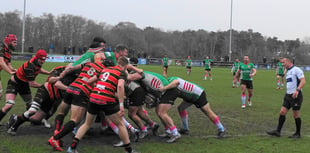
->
xmin=166 ymin=133 xmax=181 ymax=143
xmin=48 ymin=136 xmax=63 ymax=151
xmin=179 ymin=128 xmax=190 ymax=135
xmin=266 ymin=130 xmax=281 ymax=137
xmin=288 ymin=133 xmax=301 ymax=139
xmin=216 ymin=130 xmax=225 ymax=139
xmin=7 ymin=127 xmax=17 ymax=136
xmin=7 ymin=114 xmax=17 ymax=129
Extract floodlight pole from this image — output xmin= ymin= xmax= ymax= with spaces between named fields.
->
xmin=229 ymin=0 xmax=233 ymax=62
xmin=22 ymin=0 xmax=26 ymax=54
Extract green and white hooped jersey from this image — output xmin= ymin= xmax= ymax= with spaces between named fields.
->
xmin=141 ymin=71 xmax=169 ymax=97
xmin=72 ymin=50 xmax=95 ymax=66
xmin=168 ymin=77 xmax=203 ymax=101
xmin=239 ymin=62 xmax=255 ymax=80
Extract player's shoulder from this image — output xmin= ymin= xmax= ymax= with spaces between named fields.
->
xmin=292 ymin=66 xmax=303 ymax=72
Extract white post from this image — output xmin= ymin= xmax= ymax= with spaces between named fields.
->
xmin=229 ymin=0 xmax=233 ymax=62
xmin=22 ymin=0 xmax=26 ymax=54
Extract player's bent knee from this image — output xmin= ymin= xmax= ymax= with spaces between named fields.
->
xmin=293 ymin=114 xmax=300 ymax=119
xmin=156 ymin=111 xmax=166 ymax=118
xmin=130 ymin=114 xmax=139 ymax=120
xmin=279 ymin=110 xmax=287 ymax=115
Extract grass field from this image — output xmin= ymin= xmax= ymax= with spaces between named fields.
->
xmin=0 ymin=61 xmax=309 ymax=153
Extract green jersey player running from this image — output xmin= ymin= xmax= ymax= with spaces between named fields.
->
xmin=235 ymin=56 xmax=256 ymax=109
xmin=185 ymin=56 xmax=192 ymax=75
xmin=162 ymin=55 xmax=169 ymax=77
xmin=159 ymin=76 xmax=225 ymax=138
xmin=231 ymin=58 xmax=241 ymax=87
xmin=203 ymin=56 xmax=213 ymax=80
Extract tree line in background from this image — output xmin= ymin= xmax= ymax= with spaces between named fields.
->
xmin=1 ymin=11 xmax=310 ymax=64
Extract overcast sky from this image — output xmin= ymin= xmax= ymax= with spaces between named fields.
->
xmin=1 ymin=0 xmax=309 ymax=41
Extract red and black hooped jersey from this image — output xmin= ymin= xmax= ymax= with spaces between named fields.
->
xmin=69 ymin=62 xmax=105 ymax=96
xmin=46 ymin=66 xmax=66 ymax=101
xmin=0 ymin=42 xmax=12 ymax=71
xmin=16 ymin=57 xmax=42 ymax=82
xmin=90 ymin=66 xmax=127 ymax=104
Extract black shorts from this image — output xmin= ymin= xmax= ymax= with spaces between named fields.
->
xmin=159 ymin=88 xmax=179 ymax=105
xmin=282 ymin=92 xmax=303 ymax=111
xmin=64 ymin=92 xmax=89 ymax=108
xmin=163 ymin=66 xmax=168 ymax=69
xmin=277 ymin=74 xmax=285 ymax=77
xmin=182 ymin=91 xmax=208 ymax=108
xmin=205 ymin=68 xmax=211 ymax=71
xmin=241 ymin=80 xmax=253 ymax=89
xmin=87 ymin=101 xmax=120 ymax=116
xmin=6 ymin=78 xmax=31 ymax=95
xmin=186 ymin=66 xmax=191 ymax=69
xmin=193 ymin=92 xmax=208 ymax=108
xmin=128 ymin=87 xmax=145 ymax=107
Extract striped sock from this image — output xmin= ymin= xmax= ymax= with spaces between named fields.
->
xmin=179 ymin=110 xmax=189 ymax=130
xmin=241 ymin=94 xmax=246 ymax=105
xmin=141 ymin=126 xmax=147 ymax=132
xmin=165 ymin=126 xmax=171 ymax=134
xmin=170 ymin=126 xmax=178 ymax=135
xmin=123 ymin=117 xmax=136 ymax=133
xmin=213 ymin=116 xmax=225 ymax=132
xmin=109 ymin=122 xmax=119 ymax=134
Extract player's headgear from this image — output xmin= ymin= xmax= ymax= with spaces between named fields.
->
xmin=93 ymin=37 xmax=106 ymax=43
xmin=4 ymin=34 xmax=17 ymax=45
xmin=89 ymin=37 xmax=106 ymax=53
xmin=35 ymin=49 xmax=47 ymax=60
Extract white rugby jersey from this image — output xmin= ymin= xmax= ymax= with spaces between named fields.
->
xmin=286 ymin=66 xmax=304 ymax=94
xmin=176 ymin=78 xmax=204 ymax=96
xmin=168 ymin=77 xmax=204 ymax=101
